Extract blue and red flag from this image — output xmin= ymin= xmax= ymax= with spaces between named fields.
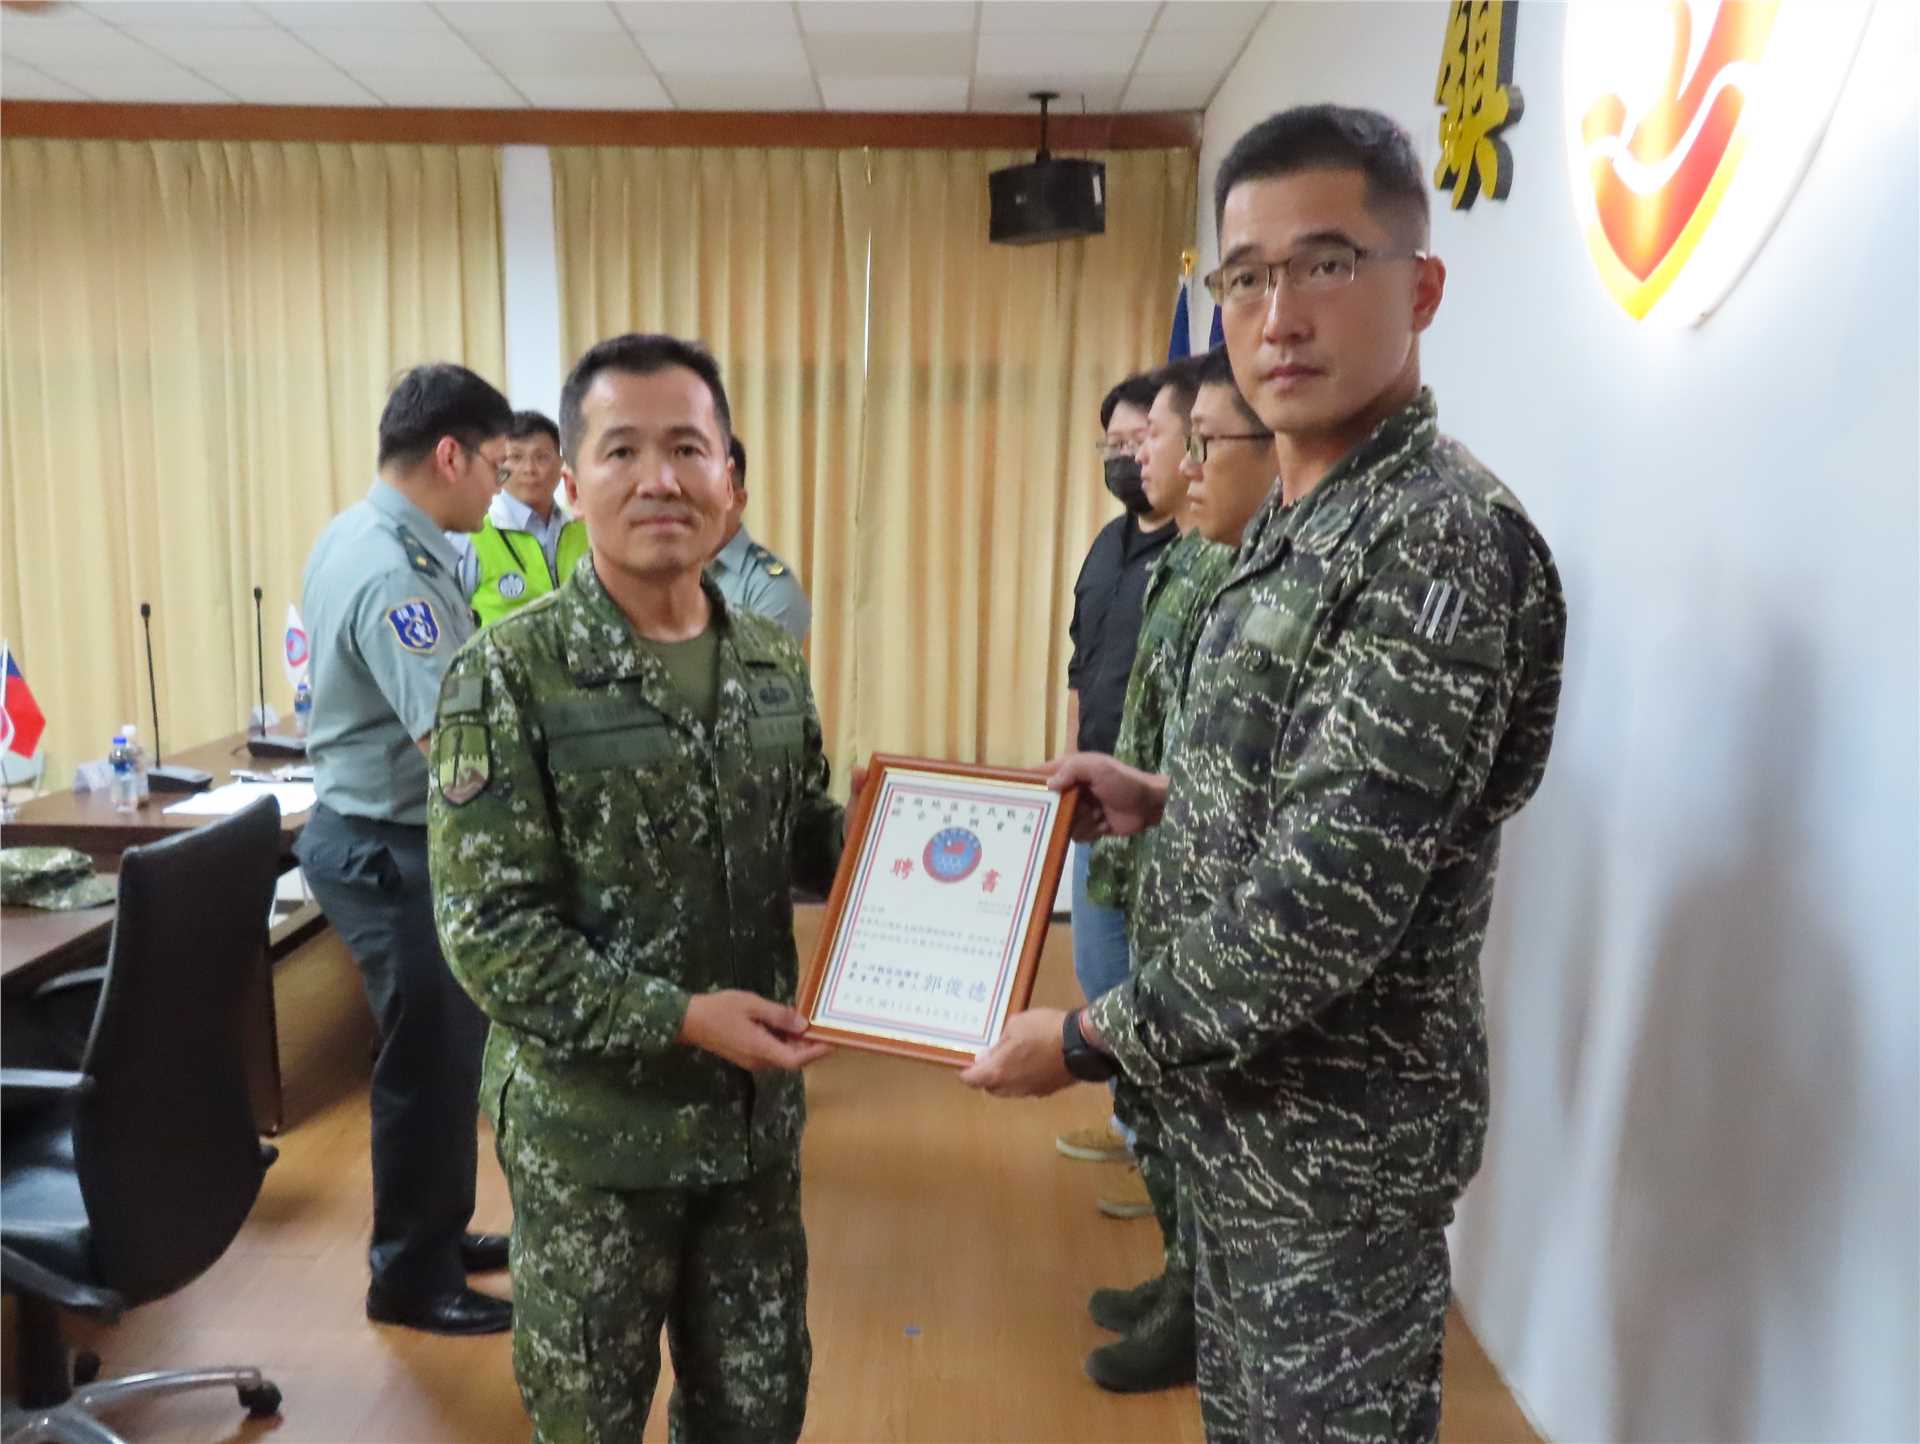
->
xmin=1 ymin=644 xmax=47 ymax=759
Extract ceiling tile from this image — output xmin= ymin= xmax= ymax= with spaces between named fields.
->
xmin=0 ymin=15 xmax=164 ymax=66
xmin=799 ymin=1 xmax=974 ymax=35
xmin=975 ymin=30 xmax=1139 ymax=73
xmin=616 ymin=2 xmax=798 ymax=36
xmin=969 ymin=73 xmax=1120 ymax=111
xmin=1135 ymin=26 xmax=1245 ymax=71
xmin=120 ymin=25 xmax=328 ymax=67
xmin=512 ymin=72 xmax=673 ymax=107
xmin=352 ymin=68 xmax=530 ymax=106
xmin=441 ymin=1 xmax=627 ymax=31
xmin=0 ymin=58 xmax=90 ymax=100
xmin=806 ymin=34 xmax=971 ymax=79
xmin=465 ymin=29 xmax=653 ymax=76
xmin=202 ymin=65 xmax=377 ymax=102
xmin=665 ymin=73 xmax=821 ymax=109
xmin=1150 ymin=0 xmax=1266 ymax=32
xmin=295 ymin=24 xmax=490 ymax=71
xmin=1119 ymin=72 xmax=1213 ymax=110
xmin=266 ymin=1 xmax=449 ymax=30
xmin=641 ymin=31 xmax=808 ymax=71
xmin=84 ymin=1 xmax=274 ymax=26
xmin=36 ymin=60 xmax=236 ymax=102
xmin=978 ymin=1 xmax=1156 ymax=33
xmin=818 ymin=74 xmax=972 ymax=110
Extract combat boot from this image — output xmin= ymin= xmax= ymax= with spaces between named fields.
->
xmin=1087 ymin=1271 xmax=1162 ymax=1333
xmin=1084 ymin=1282 xmax=1196 ymax=1393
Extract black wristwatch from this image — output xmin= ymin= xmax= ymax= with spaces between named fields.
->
xmin=1061 ymin=1009 xmax=1118 ymax=1083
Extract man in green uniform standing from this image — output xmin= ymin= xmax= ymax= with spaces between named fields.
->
xmin=963 ymin=105 xmax=1566 ymax=1443
xmin=1078 ymin=349 xmax=1255 ymax=1394
xmin=430 ymin=333 xmax=843 ymax=1444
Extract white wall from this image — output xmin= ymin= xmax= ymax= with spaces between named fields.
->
xmin=1201 ymin=4 xmax=1918 ymax=1441
xmin=500 ymin=144 xmax=566 ymax=420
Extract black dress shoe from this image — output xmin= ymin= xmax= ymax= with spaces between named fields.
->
xmin=366 ymin=1283 xmax=512 ymax=1336
xmin=460 ymin=1230 xmax=510 ymax=1272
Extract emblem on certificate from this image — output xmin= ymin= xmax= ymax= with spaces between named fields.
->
xmin=798 ymin=755 xmax=1076 ymax=1067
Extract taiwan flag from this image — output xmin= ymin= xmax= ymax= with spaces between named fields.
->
xmin=1 ymin=644 xmax=47 ymax=760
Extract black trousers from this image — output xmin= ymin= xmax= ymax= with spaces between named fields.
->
xmin=296 ymin=803 xmax=488 ymax=1296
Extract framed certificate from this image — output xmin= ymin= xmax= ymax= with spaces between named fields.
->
xmin=799 ymin=755 xmax=1077 ymax=1067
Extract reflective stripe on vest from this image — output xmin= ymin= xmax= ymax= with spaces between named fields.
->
xmin=470 ymin=518 xmax=590 ymax=627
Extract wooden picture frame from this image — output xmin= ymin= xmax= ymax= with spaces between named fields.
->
xmin=798 ymin=754 xmax=1077 ymax=1068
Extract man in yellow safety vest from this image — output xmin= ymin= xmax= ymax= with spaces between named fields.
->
xmin=452 ymin=410 xmax=589 ymax=627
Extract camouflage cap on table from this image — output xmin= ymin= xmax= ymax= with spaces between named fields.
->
xmin=0 ymin=847 xmax=117 ymax=910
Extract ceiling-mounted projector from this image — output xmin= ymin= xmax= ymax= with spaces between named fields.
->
xmin=989 ymin=90 xmax=1106 ymax=246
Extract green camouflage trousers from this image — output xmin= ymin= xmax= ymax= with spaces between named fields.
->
xmin=1191 ymin=1203 xmax=1449 ymax=1444
xmin=1114 ymin=1074 xmax=1193 ymax=1285
xmin=501 ymin=1131 xmax=810 ymax=1444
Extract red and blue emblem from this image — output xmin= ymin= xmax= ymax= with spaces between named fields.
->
xmin=922 ymin=826 xmax=983 ymax=885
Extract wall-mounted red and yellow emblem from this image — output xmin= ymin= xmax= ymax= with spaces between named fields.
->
xmin=1565 ymin=1 xmax=1876 ymax=325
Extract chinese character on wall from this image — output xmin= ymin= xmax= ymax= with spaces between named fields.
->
xmin=1434 ymin=0 xmax=1524 ymax=209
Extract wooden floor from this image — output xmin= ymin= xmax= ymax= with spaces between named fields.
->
xmin=6 ymin=908 xmax=1539 ymax=1443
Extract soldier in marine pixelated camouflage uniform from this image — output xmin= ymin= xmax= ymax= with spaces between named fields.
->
xmin=430 ymin=333 xmax=842 ymax=1444
xmin=963 ymin=106 xmax=1566 ymax=1443
xmin=1081 ymin=355 xmax=1235 ymax=1392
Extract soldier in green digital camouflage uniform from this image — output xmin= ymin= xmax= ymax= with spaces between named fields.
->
xmin=430 ymin=333 xmax=842 ymax=1444
xmin=964 ymin=106 xmax=1566 ymax=1444
xmin=1079 ymin=353 xmax=1233 ymax=1393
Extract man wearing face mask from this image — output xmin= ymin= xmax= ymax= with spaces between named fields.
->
xmin=1056 ymin=371 xmax=1177 ymax=1168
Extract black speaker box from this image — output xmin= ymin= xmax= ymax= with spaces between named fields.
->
xmin=988 ymin=157 xmax=1106 ymax=245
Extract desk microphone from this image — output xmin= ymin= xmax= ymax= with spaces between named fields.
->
xmin=247 ymin=585 xmax=305 ymax=759
xmin=139 ymin=601 xmax=212 ymax=792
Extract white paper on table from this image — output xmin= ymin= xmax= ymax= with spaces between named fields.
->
xmin=162 ymin=781 xmax=316 ymax=818
xmin=812 ymin=767 xmax=1061 ymax=1056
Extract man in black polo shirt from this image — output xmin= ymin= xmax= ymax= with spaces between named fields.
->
xmin=1057 ymin=371 xmax=1178 ymax=1177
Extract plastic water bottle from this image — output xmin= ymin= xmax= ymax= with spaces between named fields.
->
xmin=292 ymin=678 xmax=313 ymax=738
xmin=109 ymin=734 xmax=138 ymax=813
xmin=120 ymin=722 xmax=150 ymax=800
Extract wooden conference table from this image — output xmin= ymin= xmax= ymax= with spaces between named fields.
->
xmin=1 ymin=732 xmax=326 ymax=1133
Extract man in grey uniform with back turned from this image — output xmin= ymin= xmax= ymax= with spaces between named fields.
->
xmin=294 ymin=363 xmax=517 ymax=1335
xmin=707 ymin=434 xmax=811 ymax=642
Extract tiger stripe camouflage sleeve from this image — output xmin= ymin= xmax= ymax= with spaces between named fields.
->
xmin=1087 ymin=506 xmax=1550 ymax=1085
xmin=429 ymin=637 xmax=693 ymax=1061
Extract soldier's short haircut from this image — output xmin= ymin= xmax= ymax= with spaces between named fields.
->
xmin=558 ymin=332 xmax=734 ymax=465
xmin=1100 ymin=372 xmax=1161 ymax=431
xmin=1194 ymin=345 xmax=1267 ymax=430
xmin=508 ymin=409 xmax=560 ymax=448
xmin=1213 ymin=104 xmax=1429 ymax=250
xmin=728 ymin=435 xmax=747 ymax=487
xmin=1147 ymin=354 xmax=1205 ymax=423
xmin=377 ymin=363 xmax=514 ymax=470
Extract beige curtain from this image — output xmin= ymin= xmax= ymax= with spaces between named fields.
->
xmin=1 ymin=139 xmax=502 ymax=781
xmin=853 ymin=148 xmax=1194 ymax=771
xmin=554 ymin=145 xmax=1195 ymax=781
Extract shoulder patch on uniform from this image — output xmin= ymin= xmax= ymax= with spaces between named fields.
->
xmin=392 ymin=524 xmax=443 ymax=577
xmin=433 ymin=720 xmax=491 ymax=806
xmin=386 ymin=598 xmax=442 ymax=654
xmin=442 ymin=673 xmax=484 ymax=717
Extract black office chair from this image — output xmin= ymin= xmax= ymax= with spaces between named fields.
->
xmin=1 ymin=797 xmax=286 ymax=1443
